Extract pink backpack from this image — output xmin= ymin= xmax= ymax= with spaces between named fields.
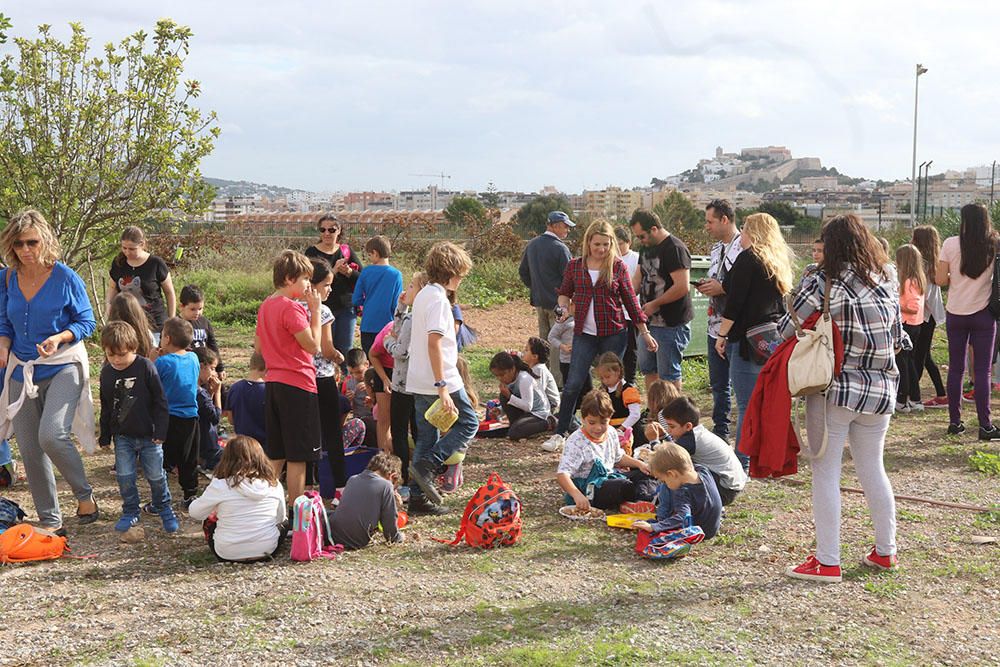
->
xmin=290 ymin=490 xmax=343 ymax=562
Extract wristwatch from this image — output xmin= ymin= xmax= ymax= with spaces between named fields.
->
xmin=433 ymin=380 xmax=447 ymax=388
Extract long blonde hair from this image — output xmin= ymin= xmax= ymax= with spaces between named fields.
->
xmin=0 ymin=209 xmax=62 ymax=269
xmin=895 ymin=243 xmax=927 ymax=295
xmin=741 ymin=213 xmax=794 ymax=295
xmin=582 ymin=219 xmax=619 ymax=287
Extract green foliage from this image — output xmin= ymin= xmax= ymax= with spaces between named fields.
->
xmin=481 ymin=181 xmax=501 ymax=208
xmin=970 ymin=450 xmax=1000 ymax=477
xmin=175 ymin=266 xmax=271 ymax=326
xmin=0 ymin=19 xmax=219 ymax=266
xmin=651 ymin=190 xmax=712 ymax=254
xmin=444 ymin=196 xmax=487 ymax=227
xmin=513 ymin=194 xmax=572 ymax=237
xmin=0 ymin=13 xmax=10 ymax=44
xmin=462 ymin=258 xmax=529 ymax=308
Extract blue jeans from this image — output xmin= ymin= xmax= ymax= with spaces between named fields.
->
xmin=637 ymin=323 xmax=691 ymax=382
xmin=706 ymin=335 xmax=732 ymax=441
xmin=556 ymin=330 xmax=628 ymax=434
xmin=409 ymin=388 xmax=479 ymax=498
xmin=728 ymin=341 xmax=763 ymax=468
xmin=115 ymin=435 xmax=172 ymax=516
xmin=331 ymin=305 xmax=357 ymax=369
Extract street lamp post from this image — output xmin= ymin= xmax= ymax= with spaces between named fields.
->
xmin=917 ymin=161 xmax=927 ymax=220
xmin=910 ymin=64 xmax=928 ymax=226
xmin=991 ymin=160 xmax=997 ymax=205
xmin=923 ymin=160 xmax=933 ymax=220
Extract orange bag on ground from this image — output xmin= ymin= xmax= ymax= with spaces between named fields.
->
xmin=0 ymin=524 xmax=68 ymax=563
xmin=434 ymin=472 xmax=521 ymax=548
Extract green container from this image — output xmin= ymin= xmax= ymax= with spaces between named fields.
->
xmin=685 ymin=255 xmax=711 ymax=357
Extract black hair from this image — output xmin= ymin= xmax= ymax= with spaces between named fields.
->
xmin=489 ymin=351 xmax=538 ymax=379
xmin=959 ymin=203 xmax=996 ymax=279
xmin=194 ymin=346 xmax=218 ymax=366
xmin=613 ymin=226 xmax=632 ymax=244
xmin=629 ymin=208 xmax=662 ymax=232
xmin=661 ymin=396 xmax=700 ymax=427
xmin=705 ymin=198 xmax=735 ymax=223
xmin=310 ymin=257 xmax=333 ymax=284
xmin=179 ymin=284 xmax=204 ymax=305
xmin=526 ymin=336 xmax=550 ymax=365
xmin=345 ymin=348 xmax=368 ymax=368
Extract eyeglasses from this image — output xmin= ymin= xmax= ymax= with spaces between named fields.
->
xmin=319 ymin=227 xmax=338 ymax=234
xmin=13 ymin=239 xmax=40 ymax=249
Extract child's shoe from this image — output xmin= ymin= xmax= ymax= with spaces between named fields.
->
xmin=181 ymin=496 xmax=196 ymax=513
xmin=542 ymin=433 xmax=565 ymax=453
xmin=861 ymin=547 xmax=898 ymax=571
xmin=922 ymin=395 xmax=948 ymax=408
xmin=962 ymin=388 xmax=976 ymax=403
xmin=440 ymin=463 xmax=464 ymax=493
xmin=979 ymin=424 xmax=1000 ymax=441
xmin=114 ymin=514 xmax=140 ymax=533
xmin=160 ymin=506 xmax=179 ymax=533
xmin=906 ymin=399 xmax=924 ymax=413
xmin=894 ymin=401 xmax=911 ymax=414
xmin=786 ymin=555 xmax=842 ymax=583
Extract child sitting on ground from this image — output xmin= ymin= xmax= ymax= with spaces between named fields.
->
xmin=522 ymin=337 xmax=559 ymax=414
xmin=490 ymin=351 xmax=552 ymax=440
xmin=223 ymin=351 xmax=267 ymax=447
xmin=654 ymin=397 xmax=747 ymax=506
xmin=194 ymin=347 xmax=224 ymax=474
xmin=188 ymin=435 xmax=287 ymax=563
xmin=343 ymin=348 xmax=377 ymax=447
xmin=556 ymin=390 xmax=652 ymax=512
xmin=637 ymin=380 xmax=682 ymax=448
xmin=633 ymin=442 xmax=722 ymax=540
xmin=596 ymin=352 xmax=641 ymax=454
xmin=99 ymin=321 xmax=177 ymax=533
xmin=179 ymin=284 xmax=224 ymax=377
xmin=155 ymin=317 xmax=202 ymax=508
xmin=329 ymin=451 xmax=405 ymax=550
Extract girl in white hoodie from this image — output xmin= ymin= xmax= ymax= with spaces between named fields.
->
xmin=188 ymin=436 xmax=287 ymax=562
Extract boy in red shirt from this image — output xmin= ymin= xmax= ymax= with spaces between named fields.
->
xmin=255 ymin=250 xmax=323 ymax=505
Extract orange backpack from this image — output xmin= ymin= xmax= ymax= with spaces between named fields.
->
xmin=0 ymin=524 xmax=68 ymax=563
xmin=435 ymin=472 xmax=522 ymax=548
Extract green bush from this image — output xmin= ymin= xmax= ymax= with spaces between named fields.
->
xmin=462 ymin=258 xmax=529 ymax=308
xmin=175 ymin=267 xmax=271 ymax=325
xmin=970 ymin=450 xmax=1000 ymax=477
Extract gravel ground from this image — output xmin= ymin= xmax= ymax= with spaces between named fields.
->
xmin=1 ymin=302 xmax=998 ymax=666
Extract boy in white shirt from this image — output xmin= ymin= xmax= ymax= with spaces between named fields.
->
xmin=405 ymin=242 xmax=479 ymax=514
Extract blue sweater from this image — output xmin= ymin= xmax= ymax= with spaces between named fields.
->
xmin=518 ymin=233 xmax=571 ymax=310
xmin=650 ymin=465 xmax=722 ymax=539
xmin=352 ymin=264 xmax=403 ymax=333
xmin=155 ymin=351 xmax=200 ymax=419
xmin=0 ymin=263 xmax=97 ymax=383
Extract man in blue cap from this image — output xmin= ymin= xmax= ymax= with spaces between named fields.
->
xmin=519 ymin=210 xmax=573 ymax=384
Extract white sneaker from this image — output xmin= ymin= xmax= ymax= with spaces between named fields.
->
xmin=895 ymin=401 xmax=911 ymax=414
xmin=542 ymin=434 xmax=565 ymax=453
xmin=907 ymin=399 xmax=924 ymax=413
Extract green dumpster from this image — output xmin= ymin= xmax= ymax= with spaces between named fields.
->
xmin=685 ymin=255 xmax=710 ymax=357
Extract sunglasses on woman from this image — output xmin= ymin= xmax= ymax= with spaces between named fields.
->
xmin=319 ymin=227 xmax=338 ymax=234
xmin=13 ymin=239 xmax=40 ymax=249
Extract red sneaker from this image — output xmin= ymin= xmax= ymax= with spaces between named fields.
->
xmin=862 ymin=547 xmax=898 ymax=571
xmin=922 ymin=395 xmax=948 ymax=408
xmin=962 ymin=388 xmax=976 ymax=403
xmin=619 ymin=501 xmax=656 ymax=514
xmin=786 ymin=555 xmax=842 ymax=583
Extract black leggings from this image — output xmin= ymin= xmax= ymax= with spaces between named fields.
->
xmin=317 ymin=376 xmax=347 ymax=489
xmin=896 ymin=323 xmax=922 ymax=403
xmin=499 ymin=396 xmax=550 ymax=440
xmin=913 ymin=317 xmax=946 ymax=397
xmin=390 ymin=391 xmax=417 ymax=483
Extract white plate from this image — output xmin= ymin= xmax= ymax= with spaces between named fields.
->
xmin=558 ymin=505 xmax=605 ymax=521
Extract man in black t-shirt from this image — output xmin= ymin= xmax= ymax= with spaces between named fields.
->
xmin=630 ymin=209 xmax=693 ymax=390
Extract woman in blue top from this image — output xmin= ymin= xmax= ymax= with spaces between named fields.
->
xmin=0 ymin=210 xmax=98 ymax=533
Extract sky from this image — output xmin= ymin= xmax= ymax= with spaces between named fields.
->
xmin=4 ymin=1 xmax=999 ymax=194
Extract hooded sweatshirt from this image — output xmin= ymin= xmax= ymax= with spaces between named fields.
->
xmin=188 ymin=477 xmax=287 ymax=561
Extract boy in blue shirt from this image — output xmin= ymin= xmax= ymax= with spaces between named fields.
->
xmin=154 ymin=317 xmax=201 ymax=508
xmin=633 ymin=442 xmax=722 ymax=540
xmin=223 ymin=350 xmax=267 ymax=447
xmin=352 ymin=235 xmax=403 ymax=354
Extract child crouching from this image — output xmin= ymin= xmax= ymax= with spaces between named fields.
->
xmin=633 ymin=443 xmax=722 ymax=540
xmin=329 ymin=452 xmax=406 ymax=550
xmin=188 ymin=436 xmax=287 ymax=563
xmin=556 ymin=390 xmax=652 ymax=512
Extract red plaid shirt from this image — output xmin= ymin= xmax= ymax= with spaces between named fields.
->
xmin=558 ymin=257 xmax=647 ymax=336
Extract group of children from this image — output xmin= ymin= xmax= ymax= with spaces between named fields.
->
xmin=91 ymin=223 xmax=753 ymax=561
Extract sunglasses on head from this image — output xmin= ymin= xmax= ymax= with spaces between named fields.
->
xmin=13 ymin=239 xmax=40 ymax=249
xmin=319 ymin=227 xmax=338 ymax=233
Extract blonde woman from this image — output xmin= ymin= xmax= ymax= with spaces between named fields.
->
xmin=543 ymin=219 xmax=657 ymax=452
xmin=0 ymin=209 xmax=98 ymax=534
xmin=714 ymin=213 xmax=794 ymax=468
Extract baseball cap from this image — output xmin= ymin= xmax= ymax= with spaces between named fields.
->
xmin=548 ymin=211 xmax=575 ymax=227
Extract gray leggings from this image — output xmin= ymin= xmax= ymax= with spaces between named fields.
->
xmin=11 ymin=364 xmax=93 ymax=528
xmin=806 ymin=394 xmax=896 ymax=566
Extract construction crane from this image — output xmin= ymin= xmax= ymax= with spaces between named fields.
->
xmin=410 ymin=172 xmax=452 ymax=188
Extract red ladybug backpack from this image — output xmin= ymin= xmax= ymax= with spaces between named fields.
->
xmin=435 ymin=472 xmax=522 ymax=548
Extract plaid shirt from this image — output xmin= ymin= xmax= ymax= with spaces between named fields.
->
xmin=778 ymin=268 xmax=910 ymax=415
xmin=558 ymin=257 xmax=647 ymax=337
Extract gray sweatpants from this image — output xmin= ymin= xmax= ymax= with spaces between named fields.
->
xmin=805 ymin=394 xmax=896 ymax=566
xmin=11 ymin=364 xmax=93 ymax=528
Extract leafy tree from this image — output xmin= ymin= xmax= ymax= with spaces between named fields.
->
xmin=0 ymin=19 xmax=219 ymax=267
xmin=481 ymin=181 xmax=500 ymax=208
xmin=0 ymin=13 xmax=11 ymax=44
xmin=651 ymin=190 xmax=702 ymax=234
xmin=513 ymin=193 xmax=572 ymax=237
xmin=757 ymin=201 xmax=801 ymax=228
xmin=443 ymin=196 xmax=487 ymax=227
